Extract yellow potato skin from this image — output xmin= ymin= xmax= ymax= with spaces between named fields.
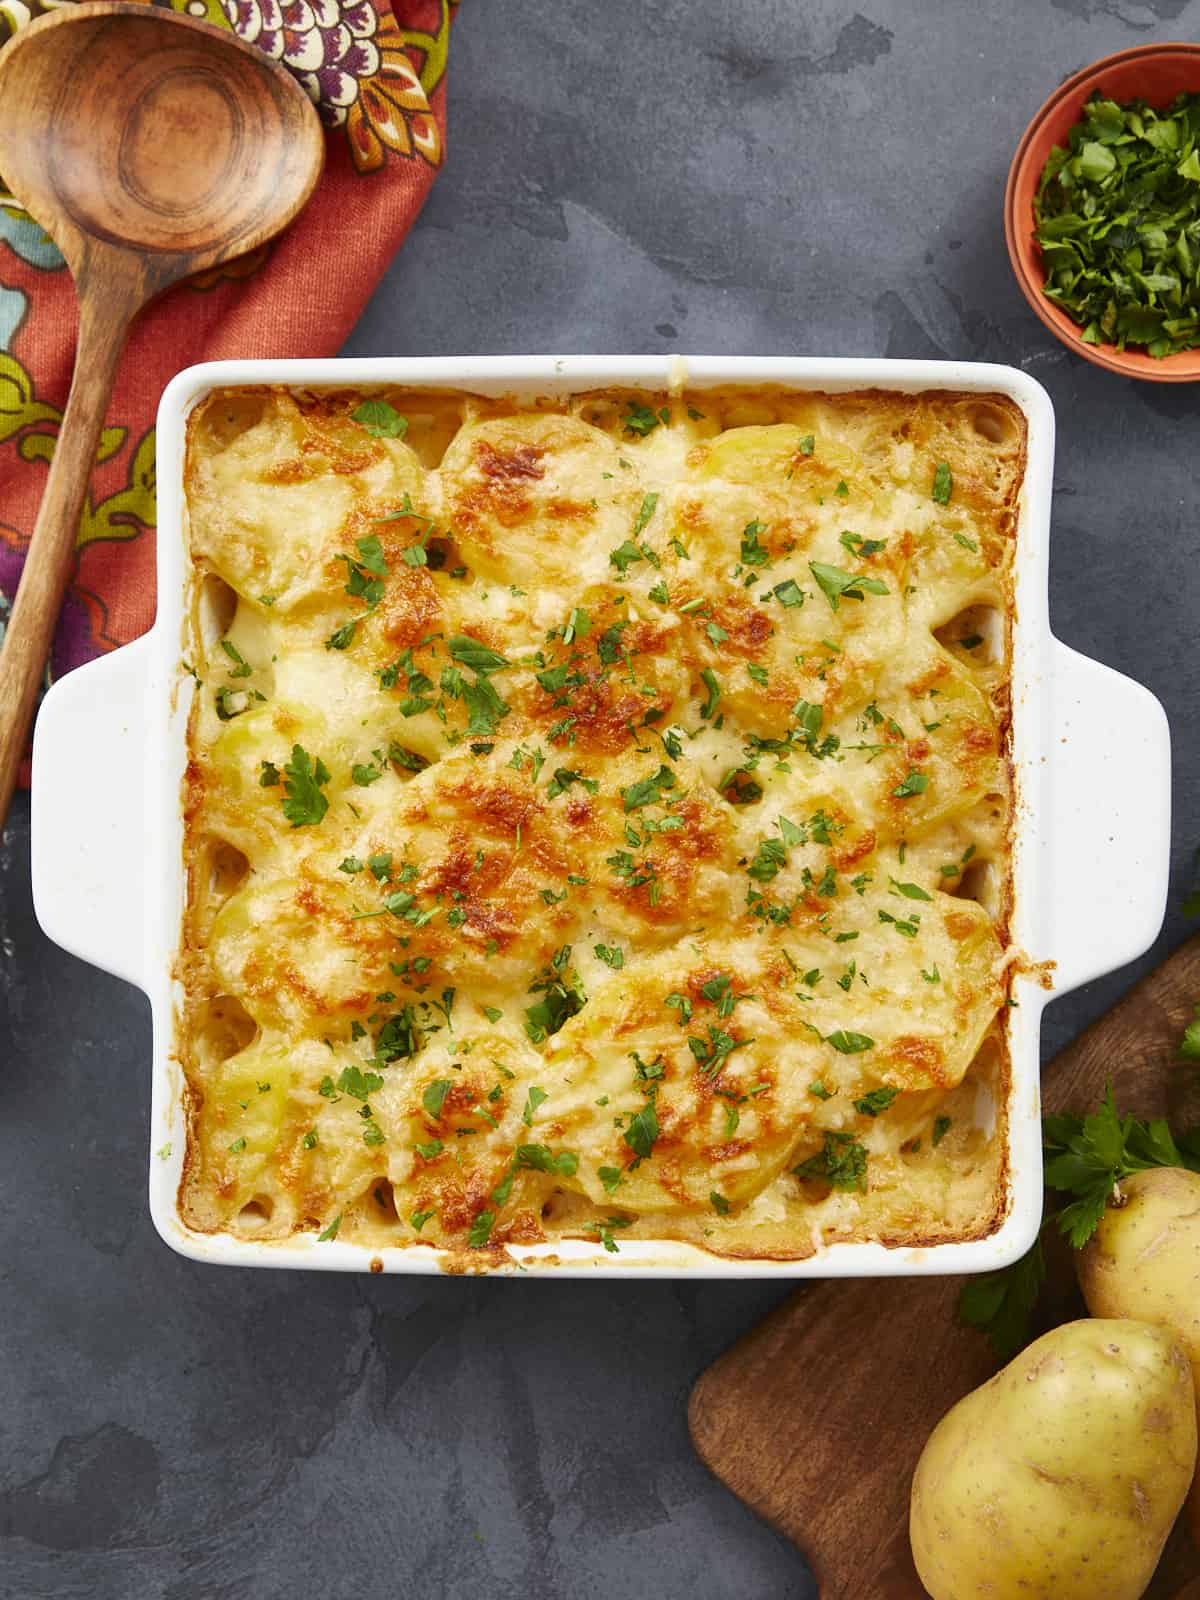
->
xmin=909 ymin=1318 xmax=1196 ymax=1600
xmin=1077 ymin=1166 xmax=1200 ymax=1544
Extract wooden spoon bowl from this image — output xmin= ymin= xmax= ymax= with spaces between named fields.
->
xmin=0 ymin=2 xmax=324 ymax=821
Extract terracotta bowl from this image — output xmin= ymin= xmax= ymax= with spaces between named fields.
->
xmin=1005 ymin=42 xmax=1200 ymax=382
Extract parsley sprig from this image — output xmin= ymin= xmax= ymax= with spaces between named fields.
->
xmin=960 ymin=1087 xmax=1200 ymax=1357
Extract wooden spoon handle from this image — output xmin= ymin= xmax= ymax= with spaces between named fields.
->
xmin=0 ymin=290 xmax=134 ymax=824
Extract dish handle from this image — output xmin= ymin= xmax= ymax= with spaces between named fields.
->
xmin=30 ymin=637 xmax=151 ymax=991
xmin=1038 ymin=641 xmax=1171 ymax=995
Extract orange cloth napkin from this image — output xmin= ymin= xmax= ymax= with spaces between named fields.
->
xmin=0 ymin=0 xmax=455 ymax=683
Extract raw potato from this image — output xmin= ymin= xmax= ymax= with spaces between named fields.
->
xmin=909 ymin=1318 xmax=1196 ymax=1600
xmin=1077 ymin=1166 xmax=1200 ymax=1545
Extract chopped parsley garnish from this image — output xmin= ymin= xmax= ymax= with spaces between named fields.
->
xmin=595 ymin=943 xmax=624 ymax=969
xmin=448 ymin=635 xmax=509 ymax=676
xmin=892 ymin=770 xmax=929 ymax=799
xmin=890 ymin=878 xmax=932 ymax=902
xmin=590 ymin=1216 xmax=632 ymax=1253
xmin=338 ymin=534 xmax=388 ymax=607
xmin=809 ymin=1080 xmax=834 ymax=1101
xmin=622 ymin=764 xmax=676 ymax=812
xmin=609 ymin=539 xmax=645 ymax=575
xmin=375 ymin=1008 xmax=418 ymax=1062
xmin=522 ymin=1086 xmax=549 ymax=1126
xmin=1032 ymin=92 xmax=1200 ymax=357
xmin=624 ymin=402 xmax=663 ymax=436
xmin=220 ymin=639 xmax=252 ymax=677
xmin=688 ymin=1024 xmax=752 ymax=1081
xmin=325 ymin=619 xmax=357 ymax=651
xmin=809 ymin=560 xmax=889 ymax=612
xmin=854 ymin=1086 xmax=899 ymax=1115
xmin=281 ymin=745 xmax=330 ymax=827
xmin=772 ymin=578 xmax=805 ymax=609
xmin=826 ymin=1030 xmax=875 ymax=1055
xmin=710 ymin=1191 xmax=731 ymax=1216
xmin=839 ymin=531 xmax=887 ymax=558
xmin=793 ymin=1131 xmax=868 ymax=1192
xmin=338 ymin=1065 xmax=384 ymax=1100
xmin=546 ymin=767 xmax=598 ymax=800
xmin=623 ymin=1100 xmax=659 ymax=1160
xmin=932 ymin=1115 xmax=952 ymax=1146
xmin=259 ymin=760 xmax=280 ymax=787
xmin=932 ymin=462 xmax=953 ymax=504
xmin=515 ymin=1143 xmax=578 ymax=1177
xmin=524 ymin=950 xmax=586 ymax=1043
xmin=468 ymin=1210 xmax=495 ymax=1248
xmin=317 ymin=1214 xmax=342 ymax=1242
xmin=699 ymin=667 xmax=721 ymax=719
xmin=422 ymin=1078 xmax=454 ymax=1119
xmin=410 ymin=1209 xmax=435 ymax=1230
xmin=632 ymin=492 xmax=659 ymax=538
xmin=798 ymin=434 xmax=815 ymax=456
xmin=352 ymin=398 xmax=408 ymax=437
xmin=740 ymin=521 xmax=770 ymax=567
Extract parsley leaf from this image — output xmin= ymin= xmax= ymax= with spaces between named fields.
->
xmin=325 ymin=619 xmax=357 ymax=651
xmin=890 ymin=878 xmax=933 ymax=902
xmin=624 ymin=1101 xmax=659 ymax=1160
xmin=854 ymin=1085 xmax=899 ymax=1115
xmin=422 ymin=1079 xmax=454 ymax=1120
xmin=522 ymin=1086 xmax=549 ymax=1126
xmin=958 ymin=1239 xmax=1046 ymax=1360
xmin=468 ymin=1210 xmax=495 ymax=1248
xmin=632 ymin=492 xmax=659 ymax=538
xmin=448 ymin=635 xmax=509 ymax=676
xmin=623 ymin=402 xmax=662 ymax=436
xmin=609 ymin=539 xmax=644 ymax=575
xmin=931 ymin=462 xmax=953 ymax=504
xmin=740 ymin=521 xmax=770 ymax=567
xmin=352 ymin=399 xmax=408 ymax=438
xmin=281 ymin=745 xmax=330 ymax=827
xmin=809 ymin=560 xmax=890 ymax=612
xmin=827 ymin=1030 xmax=875 ymax=1055
xmin=622 ymin=764 xmax=676 ymax=812
xmin=892 ymin=770 xmax=929 ymax=799
xmin=793 ymin=1131 xmax=868 ymax=1192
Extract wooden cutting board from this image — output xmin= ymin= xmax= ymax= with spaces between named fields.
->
xmin=689 ymin=938 xmax=1200 ymax=1599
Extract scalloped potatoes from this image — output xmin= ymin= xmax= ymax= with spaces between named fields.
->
xmin=179 ymin=384 xmax=1024 ymax=1263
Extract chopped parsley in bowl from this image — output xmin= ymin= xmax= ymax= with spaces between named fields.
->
xmin=1035 ymin=91 xmax=1200 ymax=357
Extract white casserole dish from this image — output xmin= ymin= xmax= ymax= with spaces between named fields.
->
xmin=30 ymin=355 xmax=1171 ymax=1277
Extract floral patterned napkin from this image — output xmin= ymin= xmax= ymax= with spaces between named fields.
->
xmin=0 ymin=0 xmax=455 ymax=693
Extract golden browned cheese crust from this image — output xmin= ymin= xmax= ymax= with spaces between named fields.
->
xmin=177 ymin=384 xmax=1024 ymax=1263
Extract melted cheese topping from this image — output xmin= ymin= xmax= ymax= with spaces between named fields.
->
xmin=179 ymin=384 xmax=1025 ymax=1265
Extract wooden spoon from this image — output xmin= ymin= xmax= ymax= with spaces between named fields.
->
xmin=0 ymin=1 xmax=323 ymax=822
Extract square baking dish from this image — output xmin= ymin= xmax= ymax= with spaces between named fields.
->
xmin=30 ymin=355 xmax=1171 ymax=1277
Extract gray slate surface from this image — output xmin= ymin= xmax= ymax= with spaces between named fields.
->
xmin=4 ymin=2 xmax=1200 ymax=1595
